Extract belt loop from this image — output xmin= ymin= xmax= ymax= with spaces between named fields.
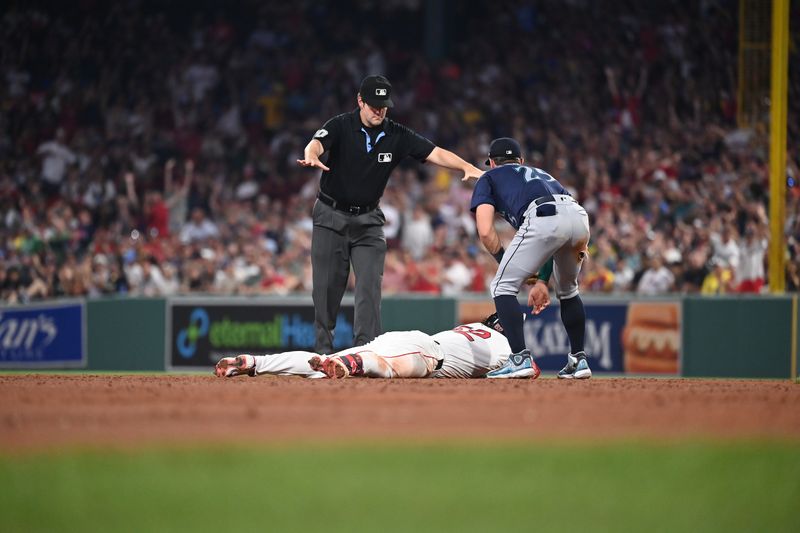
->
xmin=318 ymin=190 xmax=336 ymax=210
xmin=534 ymin=194 xmax=556 ymax=207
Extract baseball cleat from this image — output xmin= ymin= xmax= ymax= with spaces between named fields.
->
xmin=309 ymin=353 xmax=365 ymax=379
xmin=573 ymin=357 xmax=592 ymax=379
xmin=557 ymin=353 xmax=578 ymax=379
xmin=308 ymin=355 xmax=349 ymax=379
xmin=486 ymin=349 xmax=541 ymax=379
xmin=558 ymin=352 xmax=592 ymax=379
xmin=215 ymin=355 xmax=255 ymax=378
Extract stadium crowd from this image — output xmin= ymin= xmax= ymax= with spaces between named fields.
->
xmin=1 ymin=0 xmax=799 ymax=303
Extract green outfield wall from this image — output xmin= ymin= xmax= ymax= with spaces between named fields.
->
xmin=381 ymin=296 xmax=457 ymax=335
xmin=681 ymin=296 xmax=795 ymax=378
xmin=87 ymin=298 xmax=166 ymax=371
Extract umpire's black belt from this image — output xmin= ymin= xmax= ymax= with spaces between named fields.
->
xmin=317 ymin=191 xmax=378 ymax=216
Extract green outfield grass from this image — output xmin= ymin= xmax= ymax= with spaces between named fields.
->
xmin=1 ymin=442 xmax=798 ymax=533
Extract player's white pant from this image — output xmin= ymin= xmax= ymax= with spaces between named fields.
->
xmin=251 ymin=330 xmax=443 ymax=379
xmin=253 ymin=351 xmax=326 ymax=378
xmin=340 ymin=330 xmax=442 ymax=378
xmin=490 ymin=194 xmax=589 ymax=300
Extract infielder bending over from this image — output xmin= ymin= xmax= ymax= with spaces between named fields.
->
xmin=215 ymin=294 xmax=549 ymax=380
xmin=471 ymin=137 xmax=592 ymax=379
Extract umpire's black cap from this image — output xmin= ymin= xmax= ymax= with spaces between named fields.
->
xmin=486 ymin=137 xmax=522 ymax=165
xmin=359 ymin=75 xmax=394 ymax=108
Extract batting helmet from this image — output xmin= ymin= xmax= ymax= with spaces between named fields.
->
xmin=481 ymin=313 xmax=504 ymax=333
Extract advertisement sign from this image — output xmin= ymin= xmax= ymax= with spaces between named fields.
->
xmin=457 ymin=298 xmax=681 ymax=375
xmin=0 ymin=301 xmax=86 ymax=368
xmin=523 ymin=304 xmax=627 ymax=373
xmin=622 ymin=301 xmax=681 ymax=374
xmin=168 ymin=301 xmax=355 ymax=369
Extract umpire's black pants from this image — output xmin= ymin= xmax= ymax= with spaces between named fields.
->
xmin=311 ymin=200 xmax=386 ymax=354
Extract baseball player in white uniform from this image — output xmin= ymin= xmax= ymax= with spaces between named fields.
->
xmin=214 ymin=312 xmax=542 ymax=380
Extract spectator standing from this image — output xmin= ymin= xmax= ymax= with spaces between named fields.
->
xmin=636 ymin=254 xmax=676 ymax=295
xmin=402 ymin=205 xmax=434 ymax=260
xmin=36 ymin=128 xmax=76 ymax=199
xmin=165 ymin=160 xmax=194 ymax=235
xmin=710 ymin=224 xmax=741 ymax=276
xmin=736 ymin=222 xmax=768 ymax=293
xmin=180 ymin=207 xmax=219 ymax=244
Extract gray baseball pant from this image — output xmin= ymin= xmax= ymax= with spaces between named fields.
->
xmin=311 ymin=200 xmax=386 ymax=354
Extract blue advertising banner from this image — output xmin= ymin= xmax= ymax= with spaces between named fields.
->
xmin=168 ymin=300 xmax=355 ymax=369
xmin=0 ymin=301 xmax=86 ymax=367
xmin=523 ymin=303 xmax=627 ymax=373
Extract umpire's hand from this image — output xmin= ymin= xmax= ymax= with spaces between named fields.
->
xmin=298 ymin=139 xmax=331 ymax=171
xmin=296 ymin=157 xmax=330 ymax=171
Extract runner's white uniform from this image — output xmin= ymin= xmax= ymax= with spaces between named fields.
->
xmin=249 ymin=323 xmax=510 ymax=379
xmin=432 ymin=323 xmax=511 ymax=378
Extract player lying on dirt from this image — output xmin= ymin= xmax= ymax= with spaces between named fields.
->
xmin=215 ymin=282 xmax=550 ymax=380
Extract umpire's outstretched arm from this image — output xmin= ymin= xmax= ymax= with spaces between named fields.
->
xmin=297 ymin=139 xmax=330 ymax=171
xmin=426 ymin=147 xmax=483 ymax=181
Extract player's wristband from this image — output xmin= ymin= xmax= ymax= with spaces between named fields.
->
xmin=538 ymin=257 xmax=554 ymax=283
xmin=492 ymin=246 xmax=505 ymax=264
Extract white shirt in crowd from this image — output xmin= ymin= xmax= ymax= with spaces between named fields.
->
xmin=184 ymin=63 xmax=219 ymax=102
xmin=402 ymin=208 xmax=434 ymax=261
xmin=710 ymin=232 xmax=740 ymax=271
xmin=381 ymin=202 xmax=401 ymax=242
xmin=636 ymin=266 xmax=675 ymax=295
xmin=37 ymin=140 xmax=76 ymax=185
xmin=737 ymin=238 xmax=768 ymax=282
xmin=144 ymin=264 xmax=180 ymax=296
xmin=441 ymin=260 xmax=472 ymax=296
xmin=82 ymin=179 xmax=116 ymax=209
xmin=612 ymin=262 xmax=635 ymax=292
xmin=179 ymin=218 xmax=220 ymax=244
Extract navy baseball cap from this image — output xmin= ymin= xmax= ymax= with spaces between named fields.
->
xmin=359 ymin=75 xmax=394 ymax=108
xmin=485 ymin=137 xmax=522 ymax=165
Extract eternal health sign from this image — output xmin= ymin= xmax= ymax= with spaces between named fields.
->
xmin=168 ymin=301 xmax=354 ymax=370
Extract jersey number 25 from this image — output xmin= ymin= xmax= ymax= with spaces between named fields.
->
xmin=515 ymin=165 xmax=556 ymax=182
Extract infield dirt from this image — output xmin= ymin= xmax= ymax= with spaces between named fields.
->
xmin=1 ymin=375 xmax=798 ymax=451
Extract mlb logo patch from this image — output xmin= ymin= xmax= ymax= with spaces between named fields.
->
xmin=375 ymin=88 xmax=387 ymax=96
xmin=378 ymin=153 xmax=392 ymax=163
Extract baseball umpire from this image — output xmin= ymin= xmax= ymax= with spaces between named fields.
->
xmin=470 ymin=137 xmax=593 ymax=379
xmin=297 ymin=75 xmax=482 ymax=354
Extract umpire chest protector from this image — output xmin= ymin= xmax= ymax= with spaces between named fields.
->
xmin=314 ymin=110 xmax=434 ymax=208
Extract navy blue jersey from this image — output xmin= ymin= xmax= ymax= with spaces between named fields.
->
xmin=470 ymin=164 xmax=571 ymax=229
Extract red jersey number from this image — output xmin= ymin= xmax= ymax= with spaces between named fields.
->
xmin=452 ymin=325 xmax=492 ymax=342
